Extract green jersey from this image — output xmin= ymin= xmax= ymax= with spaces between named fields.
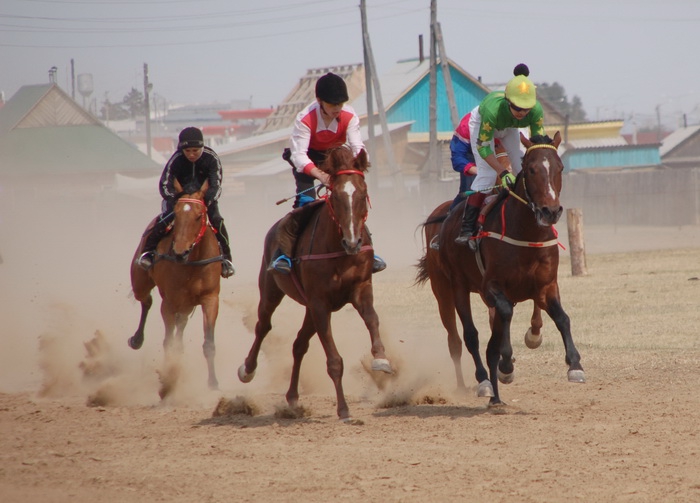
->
xmin=476 ymin=91 xmax=545 ymax=159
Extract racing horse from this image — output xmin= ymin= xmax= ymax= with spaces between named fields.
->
xmin=129 ymin=179 xmax=223 ymax=393
xmin=237 ymin=146 xmax=392 ymax=421
xmin=419 ymin=143 xmax=545 ymax=392
xmin=416 ymin=132 xmax=584 ymax=406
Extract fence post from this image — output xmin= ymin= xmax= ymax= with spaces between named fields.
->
xmin=566 ymin=208 xmax=587 ymax=276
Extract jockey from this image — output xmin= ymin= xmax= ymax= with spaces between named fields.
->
xmin=136 ymin=127 xmax=235 ymax=278
xmin=268 ymin=72 xmax=386 ymax=274
xmin=455 ymin=63 xmax=546 ymax=250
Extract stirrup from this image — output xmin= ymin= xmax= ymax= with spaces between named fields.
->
xmin=136 ymin=251 xmax=154 ymax=271
xmin=268 ymin=254 xmax=292 ymax=274
xmin=221 ymin=260 xmax=235 ymax=278
xmin=372 ymin=255 xmax=387 ymax=273
xmin=454 ymin=232 xmax=472 ymax=246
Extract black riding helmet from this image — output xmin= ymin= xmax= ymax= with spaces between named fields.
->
xmin=315 ymin=72 xmax=349 ymax=105
xmin=178 ymin=126 xmax=204 ymax=150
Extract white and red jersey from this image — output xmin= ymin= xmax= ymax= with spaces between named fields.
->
xmin=289 ymin=101 xmax=366 ymax=175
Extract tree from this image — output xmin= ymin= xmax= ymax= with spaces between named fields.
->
xmin=122 ymin=87 xmax=145 ymax=119
xmin=536 ymin=82 xmax=587 ymax=122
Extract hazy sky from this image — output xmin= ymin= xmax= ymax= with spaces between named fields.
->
xmin=1 ymin=0 xmax=698 ymax=130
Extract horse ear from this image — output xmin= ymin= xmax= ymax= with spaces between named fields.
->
xmin=174 ymin=178 xmax=183 ymax=194
xmin=520 ymin=132 xmax=532 ymax=149
xmin=355 ymin=149 xmax=369 ymax=171
xmin=552 ymin=131 xmax=562 ymax=149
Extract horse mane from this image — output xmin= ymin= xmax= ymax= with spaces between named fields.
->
xmin=321 ymin=147 xmax=369 ymax=176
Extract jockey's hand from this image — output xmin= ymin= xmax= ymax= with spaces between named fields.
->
xmin=499 ymin=170 xmax=516 ymax=189
xmin=312 ymin=167 xmax=330 ymax=187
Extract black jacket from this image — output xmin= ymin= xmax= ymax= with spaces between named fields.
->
xmin=159 ymin=146 xmax=222 ymax=205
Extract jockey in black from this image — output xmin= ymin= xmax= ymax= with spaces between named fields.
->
xmin=136 ymin=127 xmax=235 ymax=278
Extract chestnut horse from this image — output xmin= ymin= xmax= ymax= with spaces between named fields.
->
xmin=238 ymin=147 xmax=392 ymax=421
xmin=416 ymin=132 xmax=584 ymax=406
xmin=419 ymin=144 xmax=545 ymax=391
xmin=129 ymin=179 xmax=223 ymax=393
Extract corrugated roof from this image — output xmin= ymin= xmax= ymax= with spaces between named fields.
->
xmin=659 ymin=125 xmax=700 ymax=157
xmin=0 ymin=84 xmax=52 ymax=135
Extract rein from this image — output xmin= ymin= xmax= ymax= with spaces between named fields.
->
xmin=154 ymin=197 xmax=223 ymax=266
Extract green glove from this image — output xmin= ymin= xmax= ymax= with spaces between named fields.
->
xmin=499 ymin=171 xmax=516 ymax=189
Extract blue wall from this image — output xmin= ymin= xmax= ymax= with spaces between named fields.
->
xmin=563 ymin=146 xmax=661 ymax=171
xmin=386 ymin=66 xmax=488 ymax=134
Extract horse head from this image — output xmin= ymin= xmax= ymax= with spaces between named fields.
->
xmin=519 ymin=131 xmax=564 ymax=226
xmin=323 ymin=147 xmax=370 ymax=255
xmin=170 ymin=179 xmax=209 ymax=263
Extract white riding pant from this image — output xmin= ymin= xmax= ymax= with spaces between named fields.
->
xmin=468 ymin=108 xmax=524 ymax=192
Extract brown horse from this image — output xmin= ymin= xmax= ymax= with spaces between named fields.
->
xmin=420 ymin=145 xmax=544 ymax=391
xmin=129 ymin=179 xmax=223 ymax=392
xmin=237 ymin=147 xmax=392 ymax=421
xmin=416 ymin=132 xmax=584 ymax=406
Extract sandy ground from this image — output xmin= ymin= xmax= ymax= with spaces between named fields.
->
xmin=1 ymin=180 xmax=700 ymax=502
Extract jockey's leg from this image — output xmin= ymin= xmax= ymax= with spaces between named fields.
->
xmin=455 ymin=191 xmax=486 ymax=250
xmin=137 ymin=212 xmax=173 ymax=270
xmin=364 ymin=224 xmax=387 ymax=274
xmin=208 ymin=203 xmax=235 ymax=278
xmin=268 ymin=213 xmax=299 ymax=274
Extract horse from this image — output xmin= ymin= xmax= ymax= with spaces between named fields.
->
xmin=237 ymin=146 xmax=393 ymax=421
xmin=420 ymin=143 xmax=545 ymax=392
xmin=129 ymin=179 xmax=223 ymax=394
xmin=416 ymin=132 xmax=584 ymax=406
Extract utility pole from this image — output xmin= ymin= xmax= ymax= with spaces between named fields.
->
xmin=359 ymin=0 xmax=404 ymax=197
xmin=428 ymin=0 xmax=438 ymax=177
xmin=143 ymin=63 xmax=152 ymax=159
xmin=435 ymin=22 xmax=459 ymax=129
xmin=360 ymin=0 xmax=376 ymax=189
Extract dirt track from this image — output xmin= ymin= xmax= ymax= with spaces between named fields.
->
xmin=2 ymin=183 xmax=700 ymax=502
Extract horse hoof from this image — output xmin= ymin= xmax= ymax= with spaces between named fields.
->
xmin=524 ymin=328 xmax=543 ymax=349
xmin=568 ymin=369 xmax=586 ymax=383
xmin=237 ymin=364 xmax=255 ymax=383
xmin=371 ymin=358 xmax=393 ymax=374
xmin=128 ymin=336 xmax=143 ymax=350
xmin=477 ymin=380 xmax=494 ymax=397
xmin=498 ymin=369 xmax=515 ymax=384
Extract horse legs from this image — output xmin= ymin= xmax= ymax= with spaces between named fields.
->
xmin=201 ymin=297 xmax=219 ymax=390
xmin=285 ymin=309 xmax=317 ymax=408
xmin=525 ymin=304 xmax=544 ymax=349
xmin=238 ymin=279 xmax=285 ymax=383
xmin=453 ymin=289 xmax=491 ymax=397
xmin=309 ymin=307 xmax=350 ymax=421
xmin=487 ymin=292 xmax=515 ymax=406
xmin=430 ymin=273 xmax=467 ymax=391
xmin=128 ymin=294 xmax=152 ymax=350
xmin=352 ymin=283 xmax=392 ymax=374
xmin=545 ymin=297 xmax=585 ymax=383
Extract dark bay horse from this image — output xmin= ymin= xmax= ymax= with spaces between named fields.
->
xmin=129 ymin=179 xmax=223 ymax=393
xmin=416 ymin=132 xmax=584 ymax=406
xmin=419 ymin=145 xmax=544 ymax=392
xmin=238 ymin=147 xmax=392 ymax=421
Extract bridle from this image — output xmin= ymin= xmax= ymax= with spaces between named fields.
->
xmin=324 ymin=169 xmax=369 ymax=234
xmin=508 ymin=143 xmax=559 ymax=212
xmin=175 ymin=197 xmax=209 ymax=252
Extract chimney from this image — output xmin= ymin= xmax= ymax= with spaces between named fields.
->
xmin=418 ymin=34 xmax=424 ymax=64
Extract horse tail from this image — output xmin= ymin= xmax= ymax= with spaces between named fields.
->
xmin=414 ymin=254 xmax=430 ymax=286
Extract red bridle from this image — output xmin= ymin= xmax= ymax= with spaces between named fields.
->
xmin=177 ymin=197 xmax=209 ymax=247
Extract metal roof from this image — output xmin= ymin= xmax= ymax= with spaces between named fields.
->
xmin=659 ymin=124 xmax=700 ymax=157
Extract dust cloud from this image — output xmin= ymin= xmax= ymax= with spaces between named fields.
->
xmin=3 ymin=172 xmax=699 ymax=414
xmin=0 ymin=174 xmax=479 ymax=413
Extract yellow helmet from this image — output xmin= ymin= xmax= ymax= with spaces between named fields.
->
xmin=505 ymin=75 xmax=536 ymax=109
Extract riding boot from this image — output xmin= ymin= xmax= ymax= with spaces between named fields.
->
xmin=365 ymin=225 xmax=387 ymax=273
xmin=137 ymin=218 xmax=169 ymax=270
xmin=214 ymin=222 xmax=235 ymax=278
xmin=455 ymin=197 xmax=484 ymax=251
xmin=267 ymin=214 xmax=297 ymax=274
